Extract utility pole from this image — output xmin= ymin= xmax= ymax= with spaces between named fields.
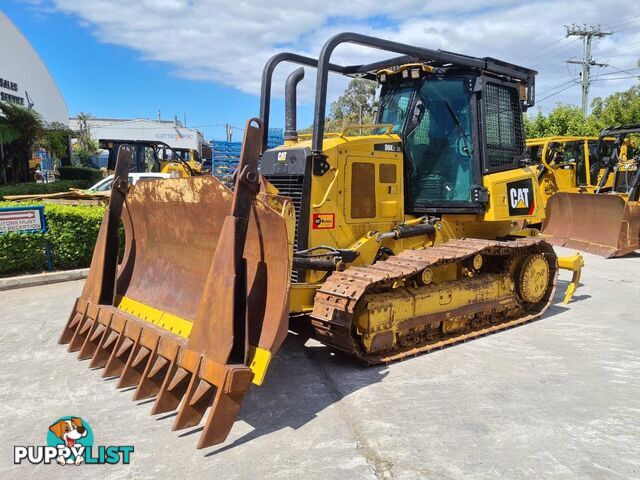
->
xmin=565 ymin=24 xmax=612 ymax=115
xmin=225 ymin=123 xmax=233 ymax=142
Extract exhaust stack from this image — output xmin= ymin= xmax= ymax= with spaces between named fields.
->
xmin=284 ymin=67 xmax=305 ymax=141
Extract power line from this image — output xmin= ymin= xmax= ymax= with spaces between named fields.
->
xmin=527 ymin=38 xmax=581 ymax=64
xmin=520 ymin=36 xmax=577 ymax=62
xmin=536 ymin=83 xmax=578 ymax=104
xmin=612 ymin=23 xmax=640 ymax=34
xmin=604 ymin=15 xmax=640 ymax=31
xmin=592 ymin=76 xmax=640 ymax=82
xmin=593 ymin=42 xmax=640 ymax=57
xmin=536 ymin=78 xmax=579 ymax=96
xmin=605 ymin=64 xmax=640 ymax=78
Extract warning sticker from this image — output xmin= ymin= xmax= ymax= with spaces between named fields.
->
xmin=312 ymin=213 xmax=335 ymax=230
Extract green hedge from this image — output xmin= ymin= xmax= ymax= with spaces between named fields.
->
xmin=58 ymin=166 xmax=104 ymax=183
xmin=0 ymin=230 xmax=47 ymax=273
xmin=0 ymin=201 xmax=123 ymax=276
xmin=45 ymin=204 xmax=106 ymax=270
xmin=0 ymin=180 xmax=92 ymax=198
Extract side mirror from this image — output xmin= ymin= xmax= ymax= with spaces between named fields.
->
xmin=457 ymin=135 xmax=471 ymax=157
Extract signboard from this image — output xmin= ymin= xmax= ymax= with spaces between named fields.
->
xmin=0 ymin=206 xmax=46 ymax=234
xmin=0 ymin=76 xmax=29 ymax=107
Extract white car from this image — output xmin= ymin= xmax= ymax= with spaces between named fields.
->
xmin=87 ymin=172 xmax=173 ymax=192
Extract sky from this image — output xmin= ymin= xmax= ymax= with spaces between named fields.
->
xmin=2 ymin=0 xmax=640 ymax=141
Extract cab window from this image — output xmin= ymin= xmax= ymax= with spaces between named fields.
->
xmin=563 ymin=141 xmax=586 ymax=185
xmin=138 ymin=146 xmax=160 ymax=172
xmin=377 ymin=84 xmax=413 ymax=133
xmin=405 ymin=78 xmax=473 ymax=203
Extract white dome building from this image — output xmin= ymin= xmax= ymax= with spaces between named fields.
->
xmin=0 ymin=11 xmax=68 ymax=125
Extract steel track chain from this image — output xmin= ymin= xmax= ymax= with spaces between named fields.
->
xmin=309 ymin=238 xmax=558 ymax=364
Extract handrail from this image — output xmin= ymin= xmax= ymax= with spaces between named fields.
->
xmin=339 ymin=123 xmax=394 ymax=137
xmin=312 ymin=169 xmax=339 ymax=208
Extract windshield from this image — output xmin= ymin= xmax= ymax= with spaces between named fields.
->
xmin=90 ymin=176 xmax=138 ymax=192
xmin=589 ymin=140 xmax=615 ymax=185
xmin=377 ymin=85 xmax=413 ymax=134
xmin=406 ymin=77 xmax=474 ymax=203
xmin=91 ymin=178 xmax=113 ymax=192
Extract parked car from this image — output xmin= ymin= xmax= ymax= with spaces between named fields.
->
xmin=87 ymin=172 xmax=173 ymax=192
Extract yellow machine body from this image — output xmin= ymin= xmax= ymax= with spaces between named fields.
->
xmin=269 ymin=133 xmax=550 ymax=313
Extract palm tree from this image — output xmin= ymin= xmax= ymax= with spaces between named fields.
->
xmin=0 ymin=101 xmax=44 ymax=183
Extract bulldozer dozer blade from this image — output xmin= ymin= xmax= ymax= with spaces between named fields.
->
xmin=59 ymin=119 xmax=291 ymax=449
xmin=542 ymin=192 xmax=640 ymax=258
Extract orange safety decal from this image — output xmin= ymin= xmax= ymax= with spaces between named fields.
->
xmin=312 ymin=213 xmax=335 ymax=229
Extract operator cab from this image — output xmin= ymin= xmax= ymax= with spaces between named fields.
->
xmin=375 ymin=63 xmax=528 ymax=214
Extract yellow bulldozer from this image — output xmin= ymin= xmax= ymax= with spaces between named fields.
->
xmin=99 ymin=139 xmax=204 ymax=177
xmin=527 ymin=125 xmax=640 ymax=257
xmin=59 ymin=33 xmax=582 ymax=449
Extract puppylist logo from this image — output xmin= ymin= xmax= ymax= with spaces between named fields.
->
xmin=14 ymin=416 xmax=134 ymax=466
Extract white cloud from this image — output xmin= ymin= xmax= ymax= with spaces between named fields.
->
xmin=34 ymin=0 xmax=640 ymax=110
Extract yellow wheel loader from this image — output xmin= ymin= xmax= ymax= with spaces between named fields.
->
xmin=528 ymin=126 xmax=640 ymax=257
xmin=59 ymin=32 xmax=581 ymax=450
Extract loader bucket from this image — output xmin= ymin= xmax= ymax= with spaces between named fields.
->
xmin=542 ymin=192 xmax=640 ymax=258
xmin=59 ymin=119 xmax=292 ymax=449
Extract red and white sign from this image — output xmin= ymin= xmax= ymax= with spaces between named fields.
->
xmin=0 ymin=208 xmax=42 ymax=233
xmin=312 ymin=213 xmax=335 ymax=230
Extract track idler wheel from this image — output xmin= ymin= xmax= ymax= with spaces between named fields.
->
xmin=514 ymin=253 xmax=551 ymax=304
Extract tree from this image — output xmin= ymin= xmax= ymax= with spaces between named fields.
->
xmin=0 ymin=101 xmax=44 ymax=183
xmin=524 ymin=104 xmax=601 ymax=137
xmin=40 ymin=121 xmax=72 ymax=163
xmin=590 ymin=84 xmax=640 ymax=128
xmin=73 ymin=112 xmax=98 ymax=166
xmin=524 ymin=81 xmax=640 ymax=138
xmin=324 ymin=79 xmax=377 ymax=132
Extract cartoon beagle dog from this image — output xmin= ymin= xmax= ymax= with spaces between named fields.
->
xmin=48 ymin=417 xmax=87 ymax=465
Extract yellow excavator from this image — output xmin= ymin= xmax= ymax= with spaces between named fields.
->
xmin=59 ymin=33 xmax=582 ymax=450
xmin=528 ymin=126 xmax=640 ymax=257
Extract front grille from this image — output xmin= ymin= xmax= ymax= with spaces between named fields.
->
xmin=264 ymin=174 xmax=305 ymax=282
xmin=483 ymin=82 xmax=524 ymax=170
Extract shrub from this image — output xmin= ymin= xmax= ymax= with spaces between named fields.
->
xmin=44 ymin=204 xmax=105 ymax=270
xmin=0 ymin=180 xmax=91 ymax=198
xmin=0 ymin=231 xmax=47 ymax=273
xmin=58 ymin=166 xmax=104 ymax=183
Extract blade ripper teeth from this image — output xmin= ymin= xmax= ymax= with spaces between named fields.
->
xmin=90 ymin=324 xmax=106 ymax=342
xmin=168 ymin=367 xmax=190 ymax=392
xmin=189 ymin=380 xmax=214 ymax=407
xmin=116 ymin=337 xmax=135 ymax=358
xmin=148 ymin=357 xmax=169 ymax=378
xmin=79 ymin=319 xmax=93 ymax=335
xmin=68 ymin=313 xmax=82 ymax=329
xmin=131 ymin=347 xmax=150 ymax=368
xmin=102 ymin=331 xmax=119 ymax=350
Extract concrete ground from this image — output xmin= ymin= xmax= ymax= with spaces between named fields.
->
xmin=1 ymin=246 xmax=639 ymax=480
